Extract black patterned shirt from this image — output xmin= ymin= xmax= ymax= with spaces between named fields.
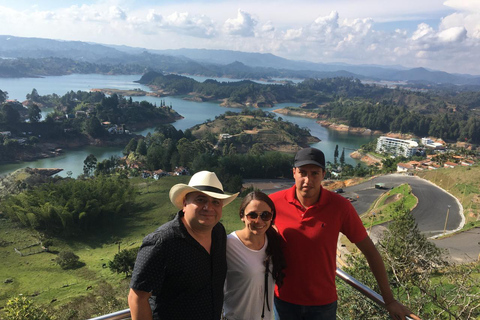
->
xmin=130 ymin=211 xmax=227 ymax=320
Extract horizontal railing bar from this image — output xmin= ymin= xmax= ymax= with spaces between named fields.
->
xmin=336 ymin=268 xmax=414 ymax=320
xmin=88 ymin=308 xmax=131 ymax=320
xmin=89 ymin=269 xmax=415 ymax=320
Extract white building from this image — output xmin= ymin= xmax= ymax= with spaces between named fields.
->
xmin=376 ymin=136 xmax=418 ymax=157
xmin=421 ymin=137 xmax=444 ymax=149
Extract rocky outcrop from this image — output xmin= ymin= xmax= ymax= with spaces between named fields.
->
xmin=274 ymin=108 xmax=319 ymax=119
xmin=318 ymin=120 xmax=382 ymax=135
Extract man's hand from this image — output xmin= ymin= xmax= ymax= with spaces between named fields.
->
xmin=385 ymin=299 xmax=421 ymax=320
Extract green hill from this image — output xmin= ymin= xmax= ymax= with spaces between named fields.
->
xmin=0 ymin=175 xmax=244 ymax=318
xmin=190 ymin=111 xmax=320 ymax=153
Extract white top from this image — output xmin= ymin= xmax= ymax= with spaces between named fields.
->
xmin=223 ymin=231 xmax=274 ymax=320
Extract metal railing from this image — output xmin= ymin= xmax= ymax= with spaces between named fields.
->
xmin=89 ymin=268 xmax=414 ymax=320
xmin=89 ymin=308 xmax=131 ymax=320
xmin=335 ymin=268 xmax=413 ymax=320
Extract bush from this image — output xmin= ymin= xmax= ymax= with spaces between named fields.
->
xmin=4 ymin=296 xmax=53 ymax=320
xmin=55 ymin=251 xmax=80 ymax=269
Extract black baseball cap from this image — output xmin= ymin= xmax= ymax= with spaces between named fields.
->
xmin=294 ymin=147 xmax=325 ymax=169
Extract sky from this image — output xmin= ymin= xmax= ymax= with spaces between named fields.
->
xmin=0 ymin=0 xmax=479 ymax=75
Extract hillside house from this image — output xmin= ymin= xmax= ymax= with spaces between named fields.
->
xmin=173 ymin=166 xmax=189 ymax=176
xmin=397 ymin=163 xmax=414 ymax=172
xmin=444 ymin=162 xmax=458 ymax=168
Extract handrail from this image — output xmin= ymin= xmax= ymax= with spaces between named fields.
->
xmin=336 ymin=268 xmax=414 ymax=320
xmin=89 ymin=268 xmax=414 ymax=320
xmin=89 ymin=308 xmax=131 ymax=320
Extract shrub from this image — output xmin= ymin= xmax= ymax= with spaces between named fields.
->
xmin=4 ymin=296 xmax=53 ymax=320
xmin=108 ymin=247 xmax=139 ymax=277
xmin=55 ymin=251 xmax=80 ymax=269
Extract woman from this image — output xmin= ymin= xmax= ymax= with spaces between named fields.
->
xmin=223 ymin=191 xmax=286 ymax=320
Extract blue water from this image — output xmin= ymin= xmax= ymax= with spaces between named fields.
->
xmin=0 ymin=74 xmax=375 ymax=177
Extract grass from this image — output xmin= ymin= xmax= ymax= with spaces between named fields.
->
xmin=360 ymin=183 xmax=417 ymax=228
xmin=0 ymin=175 xmax=245 ymax=316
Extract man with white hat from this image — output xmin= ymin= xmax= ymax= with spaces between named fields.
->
xmin=128 ymin=171 xmax=238 ymax=320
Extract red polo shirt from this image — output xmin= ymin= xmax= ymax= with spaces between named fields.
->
xmin=270 ymin=185 xmax=367 ymax=306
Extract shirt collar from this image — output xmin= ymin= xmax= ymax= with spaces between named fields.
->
xmin=285 ymin=184 xmax=327 ymax=209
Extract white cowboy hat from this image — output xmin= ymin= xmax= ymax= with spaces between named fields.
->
xmin=169 ymin=171 xmax=239 ymax=209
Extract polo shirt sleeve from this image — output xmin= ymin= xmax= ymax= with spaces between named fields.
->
xmin=130 ymin=232 xmax=167 ymax=294
xmin=340 ymin=201 xmax=368 ymax=244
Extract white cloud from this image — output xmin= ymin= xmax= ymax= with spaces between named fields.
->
xmin=146 ymin=9 xmax=162 ymax=23
xmin=411 ymin=23 xmax=436 ymax=41
xmin=284 ymin=28 xmax=303 ymax=40
xmin=109 ymin=6 xmax=127 ymax=20
xmin=438 ymin=26 xmax=467 ymax=42
xmin=223 ymin=9 xmax=257 ymax=37
xmin=0 ymin=1 xmax=480 ymax=74
xmin=443 ymin=0 xmax=480 ymax=12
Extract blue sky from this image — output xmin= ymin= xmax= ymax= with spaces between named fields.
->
xmin=0 ymin=0 xmax=479 ymax=74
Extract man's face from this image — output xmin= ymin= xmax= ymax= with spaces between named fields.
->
xmin=293 ymin=164 xmax=325 ymax=202
xmin=182 ymin=192 xmax=223 ymax=231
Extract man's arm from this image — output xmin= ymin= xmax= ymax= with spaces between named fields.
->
xmin=355 ymin=236 xmax=421 ymax=320
xmin=128 ymin=288 xmax=153 ymax=320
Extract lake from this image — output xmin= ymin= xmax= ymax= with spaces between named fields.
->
xmin=0 ymin=74 xmax=375 ymax=177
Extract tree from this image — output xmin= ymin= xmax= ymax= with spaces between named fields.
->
xmin=0 ymin=89 xmax=7 ymax=103
xmin=1 ymin=103 xmax=21 ymax=124
xmin=83 ymin=154 xmax=97 ymax=177
xmin=55 ymin=251 xmax=81 ymax=269
xmin=136 ymin=138 xmax=147 ymax=156
xmin=340 ymin=149 xmax=345 ymax=164
xmin=123 ymin=138 xmax=137 ymax=156
xmin=108 ymin=247 xmax=139 ymax=277
xmin=85 ymin=116 xmax=105 ymax=138
xmin=27 ymin=104 xmax=42 ymax=123
xmin=334 ymin=144 xmax=339 ymax=163
xmin=26 ymin=88 xmax=41 ymax=102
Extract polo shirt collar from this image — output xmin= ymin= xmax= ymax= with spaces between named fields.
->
xmin=285 ymin=184 xmax=329 ymax=209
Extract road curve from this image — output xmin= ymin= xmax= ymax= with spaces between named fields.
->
xmin=346 ymin=174 xmax=463 ymax=237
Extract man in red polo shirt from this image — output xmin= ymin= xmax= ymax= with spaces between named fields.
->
xmin=269 ymin=147 xmax=420 ymax=320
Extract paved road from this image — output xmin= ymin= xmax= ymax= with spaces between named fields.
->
xmin=245 ymin=174 xmax=479 ymax=263
xmin=432 ymin=227 xmax=480 ymax=263
xmin=341 ymin=173 xmax=478 ymax=263
xmin=245 ymin=174 xmax=463 ymax=236
xmin=345 ymin=174 xmax=463 ymax=237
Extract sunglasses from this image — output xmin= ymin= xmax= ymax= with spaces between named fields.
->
xmin=245 ymin=211 xmax=273 ymax=221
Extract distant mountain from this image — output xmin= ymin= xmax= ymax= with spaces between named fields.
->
xmin=1 ymin=35 xmax=480 ymax=85
xmin=146 ymin=48 xmax=480 ymax=85
xmin=0 ymin=35 xmax=130 ymax=62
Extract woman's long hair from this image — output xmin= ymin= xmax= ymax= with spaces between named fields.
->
xmin=239 ymin=191 xmax=286 ymax=287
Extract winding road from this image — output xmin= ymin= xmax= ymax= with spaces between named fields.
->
xmin=245 ymin=173 xmax=479 ymax=263
xmin=345 ymin=174 xmax=463 ymax=237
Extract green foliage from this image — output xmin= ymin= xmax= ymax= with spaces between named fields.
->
xmin=108 ymin=247 xmax=139 ymax=277
xmin=338 ymin=202 xmax=480 ymax=319
xmin=83 ymin=154 xmax=97 ymax=177
xmin=0 ymin=89 xmax=7 ymax=103
xmin=135 ymin=138 xmax=147 ymax=156
xmin=55 ymin=251 xmax=81 ymax=269
xmin=0 ymin=175 xmax=135 ymax=236
xmin=27 ymin=104 xmax=42 ymax=123
xmin=95 ymin=156 xmax=121 ymax=176
xmin=4 ymin=296 xmax=53 ymax=320
xmin=85 ymin=116 xmax=106 ymax=138
xmin=123 ymin=138 xmax=137 ymax=156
